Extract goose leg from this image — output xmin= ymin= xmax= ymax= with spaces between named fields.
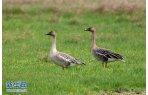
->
xmin=62 ymin=66 xmax=68 ymax=70
xmin=62 ymin=67 xmax=65 ymax=70
xmin=102 ymin=62 xmax=105 ymax=68
xmin=105 ymin=62 xmax=108 ymax=68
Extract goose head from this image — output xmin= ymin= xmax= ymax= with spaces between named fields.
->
xmin=46 ymin=31 xmax=56 ymax=37
xmin=84 ymin=27 xmax=96 ymax=33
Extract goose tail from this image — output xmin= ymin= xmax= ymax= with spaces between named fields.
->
xmin=121 ymin=59 xmax=125 ymax=62
xmin=120 ymin=55 xmax=125 ymax=62
xmin=75 ymin=58 xmax=86 ymax=65
xmin=81 ymin=62 xmax=86 ymax=65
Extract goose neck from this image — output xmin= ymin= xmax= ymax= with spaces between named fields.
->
xmin=91 ymin=31 xmax=97 ymax=48
xmin=50 ymin=36 xmax=57 ymax=54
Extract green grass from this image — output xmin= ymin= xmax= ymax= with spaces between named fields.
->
xmin=3 ymin=6 xmax=146 ymax=95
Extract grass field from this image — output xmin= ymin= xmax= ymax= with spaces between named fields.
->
xmin=3 ymin=0 xmax=146 ymax=95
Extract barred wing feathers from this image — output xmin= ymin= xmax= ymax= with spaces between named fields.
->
xmin=94 ymin=48 xmax=124 ymax=62
xmin=54 ymin=52 xmax=85 ymax=66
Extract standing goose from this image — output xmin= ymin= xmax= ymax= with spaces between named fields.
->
xmin=84 ymin=27 xmax=125 ymax=68
xmin=46 ymin=31 xmax=85 ymax=69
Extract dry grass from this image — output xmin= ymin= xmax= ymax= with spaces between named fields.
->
xmin=3 ymin=31 xmax=33 ymax=44
xmin=3 ymin=0 xmax=145 ymax=13
xmin=95 ymin=0 xmax=145 ymax=13
xmin=99 ymin=90 xmax=146 ymax=95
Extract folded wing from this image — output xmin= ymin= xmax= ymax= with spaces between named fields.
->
xmin=55 ymin=52 xmax=84 ymax=66
xmin=94 ymin=48 xmax=124 ymax=62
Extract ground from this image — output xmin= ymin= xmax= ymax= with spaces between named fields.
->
xmin=3 ymin=0 xmax=146 ymax=95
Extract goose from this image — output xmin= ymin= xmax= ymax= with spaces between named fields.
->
xmin=46 ymin=31 xmax=85 ymax=69
xmin=84 ymin=27 xmax=125 ymax=68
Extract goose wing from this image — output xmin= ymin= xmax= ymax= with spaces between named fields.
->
xmin=94 ymin=48 xmax=124 ymax=61
xmin=55 ymin=52 xmax=84 ymax=66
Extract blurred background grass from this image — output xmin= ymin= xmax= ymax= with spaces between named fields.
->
xmin=3 ymin=0 xmax=146 ymax=14
xmin=3 ymin=0 xmax=146 ymax=95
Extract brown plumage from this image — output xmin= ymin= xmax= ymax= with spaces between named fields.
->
xmin=85 ymin=27 xmax=125 ymax=67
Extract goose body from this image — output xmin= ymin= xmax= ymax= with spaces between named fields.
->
xmin=92 ymin=47 xmax=124 ymax=63
xmin=46 ymin=31 xmax=84 ymax=69
xmin=85 ymin=27 xmax=124 ymax=67
xmin=50 ymin=52 xmax=83 ymax=68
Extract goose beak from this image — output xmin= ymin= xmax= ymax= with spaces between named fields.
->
xmin=46 ymin=32 xmax=51 ymax=35
xmin=84 ymin=28 xmax=88 ymax=31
